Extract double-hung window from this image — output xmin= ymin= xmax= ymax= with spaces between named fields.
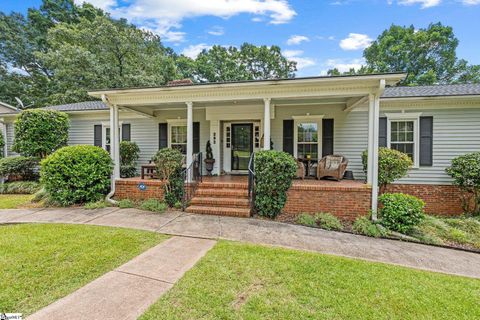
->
xmin=170 ymin=125 xmax=187 ymax=155
xmin=297 ymin=122 xmax=318 ymax=159
xmin=386 ymin=113 xmax=421 ymax=167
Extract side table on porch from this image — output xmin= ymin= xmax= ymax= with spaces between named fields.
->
xmin=141 ymin=164 xmax=157 ymax=179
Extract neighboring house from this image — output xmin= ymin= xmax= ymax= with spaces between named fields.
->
xmin=1 ymin=74 xmax=480 ymax=218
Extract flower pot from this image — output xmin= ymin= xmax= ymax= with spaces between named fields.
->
xmin=204 ymin=159 xmax=215 ymax=175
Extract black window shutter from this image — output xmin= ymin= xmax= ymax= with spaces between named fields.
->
xmin=283 ymin=120 xmax=294 ymax=155
xmin=193 ymin=122 xmax=200 ymax=154
xmin=419 ymin=116 xmax=433 ymax=166
xmin=158 ymin=123 xmax=168 ymax=149
xmin=94 ymin=125 xmax=102 ymax=147
xmin=121 ymin=123 xmax=131 ymax=141
xmin=322 ymin=119 xmax=334 ymax=157
xmin=379 ymin=117 xmax=387 ymax=147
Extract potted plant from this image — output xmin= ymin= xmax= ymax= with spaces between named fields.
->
xmin=204 ymin=140 xmax=215 ymax=175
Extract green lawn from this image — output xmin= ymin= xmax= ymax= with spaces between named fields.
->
xmin=0 ymin=194 xmax=34 ymax=209
xmin=141 ymin=241 xmax=480 ymax=320
xmin=0 ymin=224 xmax=167 ymax=316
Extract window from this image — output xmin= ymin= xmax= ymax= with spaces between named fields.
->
xmin=102 ymin=125 xmax=122 ymax=153
xmin=297 ymin=122 xmax=318 ymax=159
xmin=386 ymin=113 xmax=421 ymax=167
xmin=170 ymin=125 xmax=187 ymax=154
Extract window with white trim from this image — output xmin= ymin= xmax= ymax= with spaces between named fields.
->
xmin=102 ymin=124 xmax=122 ymax=153
xmin=297 ymin=122 xmax=318 ymax=159
xmin=386 ymin=113 xmax=421 ymax=167
xmin=170 ymin=125 xmax=187 ymax=155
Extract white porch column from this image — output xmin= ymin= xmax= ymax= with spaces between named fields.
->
xmin=1 ymin=121 xmax=7 ymax=157
xmin=263 ymin=98 xmax=271 ymax=150
xmin=367 ymin=94 xmax=375 ymax=185
xmin=112 ymin=104 xmax=120 ymax=179
xmin=186 ymin=101 xmax=193 ymax=167
xmin=370 ymin=94 xmax=381 ymax=218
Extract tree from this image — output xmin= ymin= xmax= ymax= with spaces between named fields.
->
xmin=363 ymin=23 xmax=480 ymax=85
xmin=194 ymin=43 xmax=296 ymax=82
xmin=12 ymin=109 xmax=69 ymax=158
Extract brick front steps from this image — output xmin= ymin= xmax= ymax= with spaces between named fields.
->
xmin=186 ymin=180 xmax=251 ymax=218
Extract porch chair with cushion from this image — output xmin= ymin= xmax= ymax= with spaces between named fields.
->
xmin=317 ymin=155 xmax=348 ymax=181
xmin=296 ymin=159 xmax=305 ymax=180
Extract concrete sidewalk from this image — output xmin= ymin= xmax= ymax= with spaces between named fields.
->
xmin=27 ymin=236 xmax=216 ymax=320
xmin=2 ymin=207 xmax=480 ymax=279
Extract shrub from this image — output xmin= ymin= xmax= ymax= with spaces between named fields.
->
xmin=296 ymin=213 xmax=317 ymax=227
xmin=314 ymin=213 xmax=343 ymax=231
xmin=153 ymin=148 xmax=184 ymax=207
xmin=0 ymin=181 xmax=41 ymax=194
xmin=140 ymin=199 xmax=167 ymax=213
xmin=254 ymin=150 xmax=297 ymax=218
xmin=118 ymin=199 xmax=135 ymax=208
xmin=378 ymin=193 xmax=425 ymax=233
xmin=0 ymin=156 xmax=39 ymax=181
xmin=353 ymin=216 xmax=388 ymax=238
xmin=40 ymin=145 xmax=113 ymax=206
xmin=446 ymin=152 xmax=480 ymax=214
xmin=362 ymin=148 xmax=412 ymax=192
xmin=84 ymin=200 xmax=108 ymax=209
xmin=120 ymin=141 xmax=140 ymax=178
xmin=12 ymin=109 xmax=69 ymax=158
xmin=0 ymin=130 xmax=4 ymax=158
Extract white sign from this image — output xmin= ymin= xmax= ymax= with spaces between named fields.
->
xmin=0 ymin=314 xmax=22 ymax=320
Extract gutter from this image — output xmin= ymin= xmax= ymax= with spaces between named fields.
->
xmin=102 ymin=94 xmax=118 ymax=206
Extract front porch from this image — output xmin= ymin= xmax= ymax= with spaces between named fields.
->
xmin=115 ymin=175 xmax=372 ymax=221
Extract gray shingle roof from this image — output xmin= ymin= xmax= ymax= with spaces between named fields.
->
xmin=44 ymin=100 xmax=107 ymax=112
xmin=382 ymin=84 xmax=480 ymax=98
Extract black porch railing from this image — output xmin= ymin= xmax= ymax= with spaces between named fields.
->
xmin=248 ymin=152 xmax=256 ymax=213
xmin=181 ymin=152 xmax=202 ymax=211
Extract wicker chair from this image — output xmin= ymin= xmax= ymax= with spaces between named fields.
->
xmin=317 ymin=155 xmax=348 ymax=181
xmin=296 ymin=159 xmax=305 ymax=180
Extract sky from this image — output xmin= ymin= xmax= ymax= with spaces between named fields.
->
xmin=1 ymin=0 xmax=480 ymax=76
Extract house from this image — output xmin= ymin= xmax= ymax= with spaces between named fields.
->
xmin=1 ymin=73 xmax=480 ymax=219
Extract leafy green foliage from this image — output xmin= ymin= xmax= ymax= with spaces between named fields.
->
xmin=0 ymin=181 xmax=41 ymax=194
xmin=40 ymin=145 xmax=113 ymax=205
xmin=12 ymin=109 xmax=69 ymax=158
xmin=140 ymin=199 xmax=167 ymax=213
xmin=118 ymin=198 xmax=135 ymax=208
xmin=362 ymin=148 xmax=412 ymax=191
xmin=254 ymin=150 xmax=296 ymax=218
xmin=0 ymin=130 xmax=4 ymax=158
xmin=84 ymin=200 xmax=108 ymax=209
xmin=0 ymin=156 xmax=39 ymax=181
xmin=446 ymin=152 xmax=480 ymax=214
xmin=378 ymin=193 xmax=425 ymax=233
xmin=353 ymin=216 xmax=388 ymax=238
xmin=120 ymin=141 xmax=140 ymax=178
xmin=296 ymin=213 xmax=343 ymax=230
xmin=152 ymin=148 xmax=184 ymax=206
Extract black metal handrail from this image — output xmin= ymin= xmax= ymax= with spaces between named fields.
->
xmin=247 ymin=152 xmax=256 ymax=213
xmin=181 ymin=152 xmax=202 ymax=211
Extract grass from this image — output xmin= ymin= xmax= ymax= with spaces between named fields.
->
xmin=141 ymin=241 xmax=480 ymax=320
xmin=0 ymin=224 xmax=167 ymax=315
xmin=84 ymin=200 xmax=109 ymax=209
xmin=410 ymin=215 xmax=480 ymax=249
xmin=0 ymin=194 xmax=34 ymax=209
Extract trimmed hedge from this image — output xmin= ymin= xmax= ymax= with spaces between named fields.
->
xmin=378 ymin=193 xmax=425 ymax=233
xmin=152 ymin=148 xmax=184 ymax=207
xmin=446 ymin=152 xmax=480 ymax=214
xmin=0 ymin=181 xmax=41 ymax=194
xmin=40 ymin=145 xmax=113 ymax=205
xmin=0 ymin=156 xmax=38 ymax=181
xmin=12 ymin=109 xmax=69 ymax=158
xmin=254 ymin=150 xmax=296 ymax=218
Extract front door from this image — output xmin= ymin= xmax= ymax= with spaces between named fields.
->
xmin=231 ymin=124 xmax=253 ymax=171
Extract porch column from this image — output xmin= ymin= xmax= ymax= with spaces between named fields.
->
xmin=263 ymin=98 xmax=271 ymax=150
xmin=370 ymin=94 xmax=381 ymax=219
xmin=111 ymin=104 xmax=120 ymax=179
xmin=186 ymin=101 xmax=193 ymax=167
xmin=367 ymin=94 xmax=375 ymax=185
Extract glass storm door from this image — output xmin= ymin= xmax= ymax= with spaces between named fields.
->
xmin=231 ymin=124 xmax=253 ymax=171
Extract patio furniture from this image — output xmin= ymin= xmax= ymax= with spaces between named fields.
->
xmin=141 ymin=164 xmax=157 ymax=179
xmin=317 ymin=155 xmax=348 ymax=181
xmin=298 ymin=158 xmax=318 ymax=178
xmin=296 ymin=159 xmax=305 ymax=180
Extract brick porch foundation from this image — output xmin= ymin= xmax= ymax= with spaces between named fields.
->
xmin=282 ymin=181 xmax=372 ymax=221
xmin=115 ymin=178 xmax=165 ymax=201
xmin=385 ymin=184 xmax=464 ymax=216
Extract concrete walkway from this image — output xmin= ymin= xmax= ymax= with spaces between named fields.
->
xmin=2 ymin=207 xmax=480 ymax=279
xmin=28 ymin=236 xmax=216 ymax=320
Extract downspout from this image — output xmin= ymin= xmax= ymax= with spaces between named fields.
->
xmin=102 ymin=94 xmax=118 ymax=205
xmin=371 ymin=79 xmax=386 ymax=220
